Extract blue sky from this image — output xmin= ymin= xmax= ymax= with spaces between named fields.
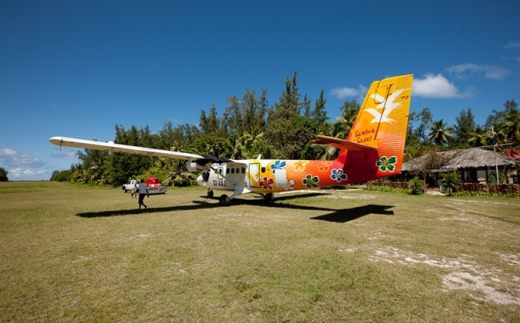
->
xmin=1 ymin=0 xmax=519 ymax=180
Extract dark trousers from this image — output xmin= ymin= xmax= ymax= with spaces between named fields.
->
xmin=138 ymin=194 xmax=146 ymax=206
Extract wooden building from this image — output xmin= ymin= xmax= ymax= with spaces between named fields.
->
xmin=401 ymin=147 xmax=519 ymax=185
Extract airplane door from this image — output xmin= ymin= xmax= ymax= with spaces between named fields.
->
xmin=248 ymin=163 xmax=260 ymax=188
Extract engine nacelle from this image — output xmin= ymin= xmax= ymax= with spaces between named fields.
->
xmin=187 ymin=161 xmax=206 ymax=172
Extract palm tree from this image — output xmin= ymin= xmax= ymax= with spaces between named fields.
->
xmin=408 ymin=176 xmax=425 ymax=195
xmin=429 ymin=119 xmax=453 ymax=147
xmin=226 ymin=134 xmax=246 ymax=159
xmin=439 ymin=172 xmax=461 ymax=196
xmin=163 ymin=169 xmax=197 ymax=187
xmin=242 ymin=127 xmax=265 ymax=158
xmin=404 ymin=144 xmax=425 ymax=162
xmin=468 ymin=126 xmax=492 ymax=147
xmin=499 ymin=110 xmax=520 ymax=143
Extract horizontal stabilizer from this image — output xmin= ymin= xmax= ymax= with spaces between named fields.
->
xmin=311 ymin=135 xmax=377 ymax=151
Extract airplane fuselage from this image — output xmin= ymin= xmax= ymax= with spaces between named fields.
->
xmin=196 ymin=155 xmax=386 ymax=196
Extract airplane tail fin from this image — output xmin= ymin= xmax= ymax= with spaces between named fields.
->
xmin=342 ymin=74 xmax=413 ymax=181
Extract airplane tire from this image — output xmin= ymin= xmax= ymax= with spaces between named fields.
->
xmin=219 ymin=194 xmax=230 ymax=206
xmin=265 ymin=193 xmax=274 ymax=203
xmin=207 ymin=189 xmax=214 ymax=198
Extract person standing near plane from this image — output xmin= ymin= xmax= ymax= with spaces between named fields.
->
xmin=130 ymin=181 xmax=138 ymax=199
xmin=137 ymin=180 xmax=149 ymax=209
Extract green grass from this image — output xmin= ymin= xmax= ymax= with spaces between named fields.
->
xmin=1 ymin=182 xmax=520 ymax=322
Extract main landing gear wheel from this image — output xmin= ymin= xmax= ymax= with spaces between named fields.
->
xmin=264 ymin=193 xmax=274 ymax=203
xmin=219 ymin=194 xmax=230 ymax=206
xmin=207 ymin=188 xmax=214 ymax=198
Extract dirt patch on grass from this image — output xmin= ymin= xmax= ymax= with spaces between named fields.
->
xmin=321 ymin=193 xmax=376 ymax=200
xmin=370 ymin=246 xmax=520 ymax=305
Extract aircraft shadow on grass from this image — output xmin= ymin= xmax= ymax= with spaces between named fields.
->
xmin=76 ymin=192 xmax=395 ymax=223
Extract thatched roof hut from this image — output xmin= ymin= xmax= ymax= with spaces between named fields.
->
xmin=402 ymin=147 xmax=518 ymax=173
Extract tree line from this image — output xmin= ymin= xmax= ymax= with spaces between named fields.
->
xmin=50 ymin=71 xmax=519 ymax=186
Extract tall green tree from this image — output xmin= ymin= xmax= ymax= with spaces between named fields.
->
xmin=109 ymin=125 xmax=153 ymax=184
xmin=220 ymin=89 xmax=268 ymax=136
xmin=75 ymin=147 xmax=111 ymax=184
xmin=269 ymin=71 xmax=301 ymax=121
xmin=266 ymin=116 xmax=318 ymax=160
xmin=311 ymin=89 xmax=328 ymax=128
xmin=407 ymin=107 xmax=433 ymax=146
xmin=452 ymin=108 xmax=476 ymax=147
xmin=302 ymin=94 xmax=311 ymax=118
xmin=189 ymin=135 xmax=227 ymax=157
xmin=499 ymin=109 xmax=520 ymax=143
xmin=0 ymin=167 xmax=8 ymax=181
xmin=485 ymin=99 xmax=518 ymax=128
xmin=221 ymin=96 xmax=241 ymax=135
xmin=336 ymin=99 xmax=360 ymax=139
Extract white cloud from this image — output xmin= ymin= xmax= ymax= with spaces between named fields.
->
xmin=446 ymin=63 xmax=510 ymax=80
xmin=412 ymin=74 xmax=471 ymax=98
xmin=0 ymin=148 xmax=48 ymax=179
xmin=9 ymin=168 xmax=46 ymax=177
xmin=504 ymin=41 xmax=520 ymax=50
xmin=0 ymin=148 xmax=17 ymax=155
xmin=330 ymin=85 xmax=367 ymax=100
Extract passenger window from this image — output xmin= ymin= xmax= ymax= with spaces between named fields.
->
xmin=231 ymin=168 xmax=235 ymax=174
xmin=261 ymin=167 xmax=266 ymax=173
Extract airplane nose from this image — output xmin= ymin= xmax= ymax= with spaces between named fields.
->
xmin=196 ymin=175 xmax=204 ymax=186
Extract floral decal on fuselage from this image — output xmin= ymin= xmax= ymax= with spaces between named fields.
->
xmin=317 ymin=161 xmax=333 ymax=172
xmin=260 ymin=176 xmax=275 ymax=190
xmin=330 ymin=168 xmax=348 ymax=182
xmin=293 ymin=160 xmax=309 ymax=172
xmin=303 ymin=174 xmax=319 ymax=188
xmin=284 ymin=179 xmax=295 ymax=191
xmin=376 ymin=156 xmax=397 ymax=172
xmin=270 ymin=160 xmax=286 ymax=173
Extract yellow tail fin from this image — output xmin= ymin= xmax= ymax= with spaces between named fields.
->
xmin=346 ymin=74 xmax=413 ymax=177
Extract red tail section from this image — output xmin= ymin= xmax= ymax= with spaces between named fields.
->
xmin=315 ymin=74 xmax=413 ymax=183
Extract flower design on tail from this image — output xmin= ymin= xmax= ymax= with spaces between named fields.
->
xmin=376 ymin=156 xmax=397 ymax=172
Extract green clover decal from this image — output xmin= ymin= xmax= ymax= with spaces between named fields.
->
xmin=376 ymin=156 xmax=397 ymax=172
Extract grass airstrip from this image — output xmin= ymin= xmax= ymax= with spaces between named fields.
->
xmin=1 ymin=181 xmax=520 ymax=322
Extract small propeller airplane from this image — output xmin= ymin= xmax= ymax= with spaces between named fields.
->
xmin=49 ymin=74 xmax=413 ymax=206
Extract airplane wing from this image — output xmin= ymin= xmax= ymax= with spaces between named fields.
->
xmin=310 ymin=135 xmax=378 ymax=151
xmin=49 ymin=136 xmax=234 ymax=166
